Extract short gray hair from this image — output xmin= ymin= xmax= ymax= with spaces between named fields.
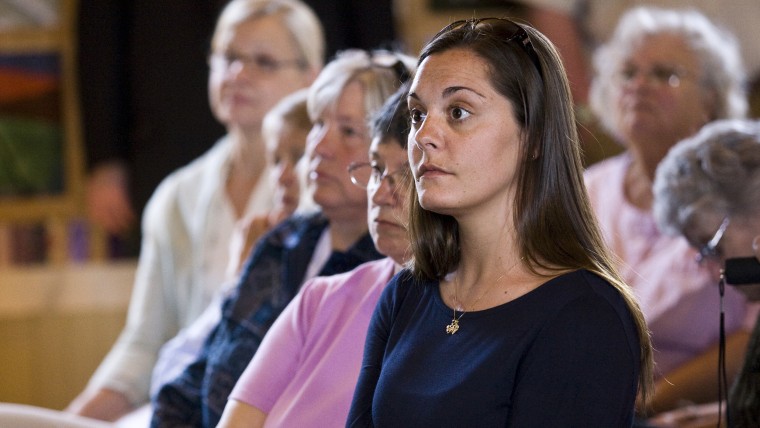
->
xmin=653 ymin=119 xmax=760 ymax=236
xmin=589 ymin=6 xmax=748 ymax=143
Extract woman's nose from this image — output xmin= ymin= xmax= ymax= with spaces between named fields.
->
xmin=413 ymin=115 xmax=442 ymax=152
xmin=308 ymin=125 xmax=333 ymax=157
xmin=370 ymin=175 xmax=394 ymax=205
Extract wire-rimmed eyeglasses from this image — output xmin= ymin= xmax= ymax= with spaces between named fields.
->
xmin=208 ymin=51 xmax=307 ymax=74
xmin=696 ymin=217 xmax=730 ymax=264
xmin=348 ymin=162 xmax=408 ymax=190
xmin=616 ymin=64 xmax=695 ymax=89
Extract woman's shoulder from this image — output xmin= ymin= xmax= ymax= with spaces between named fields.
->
xmin=522 ymin=270 xmax=633 ymax=330
xmin=544 ymin=270 xmax=628 ymax=308
xmin=300 ymin=258 xmax=397 ymax=301
xmin=539 ymin=270 xmax=639 ymax=341
xmin=377 ymin=268 xmax=432 ymax=304
xmin=142 ymin=138 xmax=229 ymax=220
xmin=583 ymin=153 xmax=629 ymax=191
xmin=161 ymin=137 xmax=229 ymax=186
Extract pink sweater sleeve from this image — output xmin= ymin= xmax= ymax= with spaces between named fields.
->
xmin=228 ymin=279 xmax=320 ymax=411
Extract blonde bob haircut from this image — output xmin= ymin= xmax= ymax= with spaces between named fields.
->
xmin=211 ymin=0 xmax=325 ymax=72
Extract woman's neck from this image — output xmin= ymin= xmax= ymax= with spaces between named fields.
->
xmin=227 ymin=127 xmax=267 ymax=177
xmin=326 ymin=213 xmax=368 ymax=252
xmin=623 ymin=151 xmax=658 ymax=210
xmin=456 ymin=215 xmax=521 ymax=282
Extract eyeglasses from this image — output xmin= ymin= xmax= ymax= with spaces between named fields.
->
xmin=442 ymin=18 xmax=542 ymax=77
xmin=208 ymin=51 xmax=306 ymax=74
xmin=616 ymin=64 xmax=695 ymax=88
xmin=696 ymin=217 xmax=730 ymax=264
xmin=348 ymin=162 xmax=408 ymax=190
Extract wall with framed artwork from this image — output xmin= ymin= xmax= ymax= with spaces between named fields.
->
xmin=0 ymin=0 xmax=103 ymax=265
xmin=0 ymin=2 xmax=134 ymax=410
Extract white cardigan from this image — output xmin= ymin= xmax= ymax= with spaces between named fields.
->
xmin=86 ymin=136 xmax=274 ymax=406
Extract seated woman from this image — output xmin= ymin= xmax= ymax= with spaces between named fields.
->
xmin=217 ymin=84 xmax=413 ymax=428
xmin=650 ymin=119 xmax=760 ymax=427
xmin=348 ymin=17 xmax=652 ymax=426
xmin=231 ymin=88 xmax=316 ymax=272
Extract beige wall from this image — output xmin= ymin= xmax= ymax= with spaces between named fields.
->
xmin=0 ymin=262 xmax=134 ymax=410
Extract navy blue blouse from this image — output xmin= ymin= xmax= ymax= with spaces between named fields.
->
xmin=347 ymin=269 xmax=641 ymax=427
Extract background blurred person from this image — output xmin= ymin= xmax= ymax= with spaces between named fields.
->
xmin=230 ymin=88 xmax=314 ymax=273
xmin=81 ymin=0 xmax=400 ymax=249
xmin=218 ymin=83 xmax=413 ymax=428
xmin=650 ymin=119 xmax=760 ymax=427
xmin=584 ymin=6 xmax=755 ymax=415
xmin=526 ymin=0 xmax=760 ymax=100
xmin=150 ymin=48 xmax=414 ymax=428
xmin=523 ymin=1 xmax=760 ymax=167
xmin=145 ymin=87 xmax=313 ymax=409
xmin=66 ymin=0 xmax=324 ymax=421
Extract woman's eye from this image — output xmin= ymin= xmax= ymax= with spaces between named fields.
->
xmin=410 ymin=108 xmax=425 ymax=124
xmin=450 ymin=106 xmax=470 ymax=120
xmin=341 ymin=126 xmax=361 ymax=138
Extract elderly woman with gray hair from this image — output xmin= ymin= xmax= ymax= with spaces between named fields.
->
xmin=650 ymin=118 xmax=760 ymax=428
xmin=583 ymin=6 xmax=756 ymax=415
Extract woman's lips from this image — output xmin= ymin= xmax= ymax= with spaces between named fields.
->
xmin=417 ymin=163 xmax=448 ymax=178
xmin=373 ymin=217 xmax=404 ymax=231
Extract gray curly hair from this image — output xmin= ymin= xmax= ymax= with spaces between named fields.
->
xmin=653 ymin=119 xmax=760 ymax=236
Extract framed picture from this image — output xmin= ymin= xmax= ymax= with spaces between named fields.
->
xmin=0 ymin=0 xmax=84 ymax=222
xmin=0 ymin=0 xmax=89 ymax=265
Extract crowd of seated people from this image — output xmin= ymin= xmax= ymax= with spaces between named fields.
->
xmin=2 ymin=2 xmax=760 ymax=427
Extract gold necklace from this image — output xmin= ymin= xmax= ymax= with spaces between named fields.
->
xmin=445 ymin=260 xmax=520 ymax=335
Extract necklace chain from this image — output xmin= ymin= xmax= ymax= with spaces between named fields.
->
xmin=445 ymin=260 xmax=521 ymax=335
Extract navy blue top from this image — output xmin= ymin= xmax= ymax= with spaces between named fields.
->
xmin=347 ymin=269 xmax=641 ymax=427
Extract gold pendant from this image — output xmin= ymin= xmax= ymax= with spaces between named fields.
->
xmin=446 ymin=318 xmax=460 ymax=335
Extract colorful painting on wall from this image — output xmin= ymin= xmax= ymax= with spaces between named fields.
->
xmin=0 ymin=52 xmax=63 ymax=197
